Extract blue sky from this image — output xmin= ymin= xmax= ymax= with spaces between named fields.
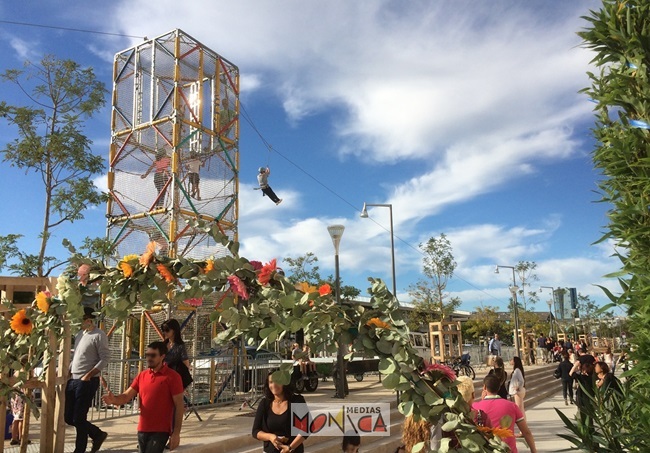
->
xmin=0 ymin=0 xmax=621 ymax=313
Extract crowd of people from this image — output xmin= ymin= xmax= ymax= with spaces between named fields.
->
xmin=9 ymin=315 xmax=626 ymax=453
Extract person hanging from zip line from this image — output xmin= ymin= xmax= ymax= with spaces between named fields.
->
xmin=257 ymin=166 xmax=282 ymax=205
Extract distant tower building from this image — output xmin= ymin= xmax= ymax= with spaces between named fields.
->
xmin=107 ymin=29 xmax=239 ymax=260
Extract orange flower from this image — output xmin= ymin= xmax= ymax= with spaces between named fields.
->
xmin=296 ymin=282 xmax=317 ymax=293
xmin=35 ymin=291 xmax=51 ymax=312
xmin=10 ymin=309 xmax=33 ymax=335
xmin=258 ymin=259 xmax=277 ymax=285
xmin=366 ymin=317 xmax=391 ymax=329
xmin=157 ymin=264 xmax=175 ymax=283
xmin=203 ymin=259 xmax=215 ymax=274
xmin=491 ymin=427 xmax=513 ymax=439
xmin=140 ymin=241 xmax=157 ymax=266
xmin=318 ymin=284 xmax=331 ymax=296
xmin=120 ymin=262 xmax=134 ymax=278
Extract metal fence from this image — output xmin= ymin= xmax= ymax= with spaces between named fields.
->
xmin=87 ymin=353 xmax=279 ymax=421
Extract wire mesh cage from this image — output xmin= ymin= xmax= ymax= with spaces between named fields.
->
xmin=107 ymin=29 xmax=240 ymax=262
xmin=100 ymin=29 xmax=240 ymax=411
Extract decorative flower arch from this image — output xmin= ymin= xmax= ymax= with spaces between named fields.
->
xmin=0 ymin=222 xmax=508 ymax=452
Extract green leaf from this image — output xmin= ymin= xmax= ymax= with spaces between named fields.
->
xmin=382 ymin=372 xmax=400 ymax=389
xmin=378 ymin=357 xmax=396 ymax=375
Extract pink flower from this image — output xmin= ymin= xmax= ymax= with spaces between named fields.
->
xmin=249 ymin=260 xmax=263 ymax=271
xmin=184 ymin=298 xmax=204 ymax=307
xmin=228 ymin=275 xmax=249 ymax=300
xmin=421 ymin=362 xmax=457 ymax=382
xmin=78 ymin=264 xmax=91 ymax=286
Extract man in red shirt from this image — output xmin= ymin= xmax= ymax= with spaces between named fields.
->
xmin=102 ymin=341 xmax=184 ymax=452
xmin=472 ymin=375 xmax=537 ymax=453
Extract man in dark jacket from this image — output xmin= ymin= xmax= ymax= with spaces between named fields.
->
xmin=556 ymin=352 xmax=574 ymax=405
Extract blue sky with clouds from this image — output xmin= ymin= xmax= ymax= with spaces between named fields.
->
xmin=0 ymin=0 xmax=621 ymax=313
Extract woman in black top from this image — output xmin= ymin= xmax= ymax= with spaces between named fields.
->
xmin=161 ymin=319 xmax=192 ymax=387
xmin=252 ymin=372 xmax=306 ymax=453
xmin=487 ymin=356 xmax=508 ymax=399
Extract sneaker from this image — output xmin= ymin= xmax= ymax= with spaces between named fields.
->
xmin=276 ymin=199 xmax=283 ymax=205
xmin=91 ymin=430 xmax=108 ymax=453
xmin=10 ymin=440 xmax=19 ymax=445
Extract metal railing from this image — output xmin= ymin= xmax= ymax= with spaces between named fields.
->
xmin=87 ymin=353 xmax=280 ymax=421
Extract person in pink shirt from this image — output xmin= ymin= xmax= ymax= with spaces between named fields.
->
xmin=142 ymin=149 xmax=171 ymax=208
xmin=472 ymin=375 xmax=537 ymax=453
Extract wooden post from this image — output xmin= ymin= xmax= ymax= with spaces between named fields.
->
xmin=54 ymin=321 xmax=71 ymax=453
xmin=40 ymin=329 xmax=58 ymax=452
xmin=0 ymin=397 xmax=6 ymax=453
xmin=20 ymin=347 xmax=33 ymax=453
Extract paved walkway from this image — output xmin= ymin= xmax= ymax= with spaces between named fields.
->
xmin=3 ymin=376 xmax=579 ymax=452
xmin=520 ymin=393 xmax=577 ymax=453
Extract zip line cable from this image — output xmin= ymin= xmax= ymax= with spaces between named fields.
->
xmin=239 ymin=101 xmax=506 ymax=305
xmin=0 ymin=20 xmax=146 ymax=39
xmin=0 ymin=17 xmax=508 ymax=305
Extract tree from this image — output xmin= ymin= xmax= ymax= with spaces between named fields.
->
xmin=514 ymin=261 xmax=538 ymax=312
xmin=0 ymin=234 xmax=21 ymax=272
xmin=556 ymin=1 xmax=650 ymax=451
xmin=0 ymin=55 xmax=107 ymax=277
xmin=408 ymin=234 xmax=461 ymax=327
xmin=463 ymin=306 xmax=508 ymax=343
xmin=283 ymin=252 xmax=360 ymax=302
xmin=283 ymin=252 xmax=320 ymax=284
xmin=407 ymin=280 xmax=461 ymax=330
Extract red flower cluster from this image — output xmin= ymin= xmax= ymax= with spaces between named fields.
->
xmin=258 ymin=259 xmax=277 ymax=285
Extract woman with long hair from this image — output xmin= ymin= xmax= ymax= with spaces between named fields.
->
xmin=161 ymin=319 xmax=191 ymax=387
xmin=509 ymin=356 xmax=527 ymax=421
xmin=487 ymin=356 xmax=508 ymax=399
xmin=252 ymin=372 xmax=306 ymax=452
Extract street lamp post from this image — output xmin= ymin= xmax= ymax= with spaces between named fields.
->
xmin=540 ymin=286 xmax=556 ymax=338
xmin=327 ymin=224 xmax=346 ymax=399
xmin=360 ymin=203 xmax=397 ymax=301
xmin=495 ymin=265 xmax=522 ymax=358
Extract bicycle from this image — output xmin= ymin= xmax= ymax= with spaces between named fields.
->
xmin=449 ymin=353 xmax=476 ymax=380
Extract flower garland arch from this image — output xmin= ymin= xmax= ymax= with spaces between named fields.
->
xmin=0 ymin=223 xmax=508 ymax=452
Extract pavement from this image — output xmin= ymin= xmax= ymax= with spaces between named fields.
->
xmin=3 ymin=371 xmax=579 ymax=453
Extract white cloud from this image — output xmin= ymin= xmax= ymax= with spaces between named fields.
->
xmin=7 ymin=36 xmax=40 ymax=61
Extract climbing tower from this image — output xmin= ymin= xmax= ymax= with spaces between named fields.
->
xmin=107 ymin=29 xmax=239 ymax=260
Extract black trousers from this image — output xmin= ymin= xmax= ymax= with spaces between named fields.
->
xmin=562 ymin=379 xmax=574 ymax=401
xmin=64 ymin=378 xmax=102 ymax=453
xmin=138 ymin=432 xmax=170 ymax=453
xmin=261 ymin=186 xmax=280 ymax=203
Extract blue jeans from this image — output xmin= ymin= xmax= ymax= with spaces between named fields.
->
xmin=138 ymin=432 xmax=169 ymax=453
xmin=64 ymin=378 xmax=102 ymax=453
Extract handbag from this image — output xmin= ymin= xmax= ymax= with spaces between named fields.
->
xmin=173 ymin=361 xmax=194 ymax=388
xmin=553 ymin=368 xmax=561 ymax=380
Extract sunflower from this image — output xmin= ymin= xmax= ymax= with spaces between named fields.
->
xmin=120 ymin=262 xmax=134 ymax=278
xmin=122 ymin=254 xmax=139 ymax=262
xmin=366 ymin=317 xmax=391 ymax=330
xmin=203 ymin=259 xmax=215 ymax=274
xmin=35 ymin=291 xmax=51 ymax=312
xmin=10 ymin=309 xmax=33 ymax=335
xmin=296 ymin=282 xmax=317 ymax=294
xmin=157 ymin=264 xmax=175 ymax=283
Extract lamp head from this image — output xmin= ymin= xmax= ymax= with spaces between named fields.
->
xmin=327 ymin=224 xmax=345 ymax=253
xmin=360 ymin=203 xmax=369 ymax=218
xmin=494 ymin=265 xmax=500 ymax=274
